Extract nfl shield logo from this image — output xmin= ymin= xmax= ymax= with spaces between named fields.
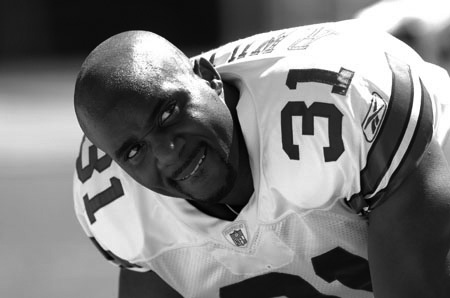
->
xmin=223 ymin=222 xmax=249 ymax=247
xmin=230 ymin=230 xmax=247 ymax=247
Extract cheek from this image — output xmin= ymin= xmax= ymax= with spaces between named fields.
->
xmin=212 ymin=109 xmax=234 ymax=149
xmin=190 ymin=95 xmax=234 ymax=141
xmin=201 ymin=100 xmax=234 ymax=150
xmin=119 ymin=160 xmax=158 ymax=190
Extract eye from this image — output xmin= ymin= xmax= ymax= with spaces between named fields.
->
xmin=159 ymin=101 xmax=178 ymax=125
xmin=127 ymin=143 xmax=143 ymax=160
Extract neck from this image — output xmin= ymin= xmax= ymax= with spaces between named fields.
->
xmin=221 ymin=82 xmax=254 ymax=207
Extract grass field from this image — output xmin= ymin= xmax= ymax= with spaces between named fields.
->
xmin=0 ymin=59 xmax=118 ymax=298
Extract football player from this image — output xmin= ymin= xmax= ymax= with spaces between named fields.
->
xmin=73 ymin=20 xmax=450 ymax=298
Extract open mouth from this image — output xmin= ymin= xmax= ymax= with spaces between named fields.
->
xmin=173 ymin=146 xmax=207 ymax=181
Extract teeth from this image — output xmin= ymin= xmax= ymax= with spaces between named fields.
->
xmin=179 ymin=153 xmax=206 ymax=181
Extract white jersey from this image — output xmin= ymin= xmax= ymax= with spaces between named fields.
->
xmin=73 ymin=20 xmax=450 ymax=298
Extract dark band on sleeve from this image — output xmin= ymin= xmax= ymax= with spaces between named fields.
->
xmin=359 ymin=54 xmax=415 ymax=195
xmin=368 ymin=78 xmax=433 ymax=210
xmin=90 ymin=237 xmax=142 ymax=269
xmin=346 ymin=54 xmax=433 ymax=214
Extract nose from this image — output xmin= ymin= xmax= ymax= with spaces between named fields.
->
xmin=147 ymin=132 xmax=185 ymax=167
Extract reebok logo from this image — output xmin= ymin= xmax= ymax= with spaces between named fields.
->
xmin=362 ymin=92 xmax=386 ymax=142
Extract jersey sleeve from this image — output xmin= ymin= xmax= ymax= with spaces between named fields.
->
xmin=72 ymin=135 xmax=205 ymax=273
xmin=333 ymin=28 xmax=436 ymax=214
xmin=74 ymin=182 xmax=147 ymax=271
xmin=344 ymin=53 xmax=434 ymax=214
xmin=73 ymin=136 xmax=149 ymax=272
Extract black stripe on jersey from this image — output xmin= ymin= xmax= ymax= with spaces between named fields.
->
xmin=346 ymin=54 xmax=433 ymax=214
xmin=359 ymin=54 xmax=414 ymax=196
xmin=90 ymin=237 xmax=142 ymax=269
xmin=369 ymin=78 xmax=433 ymax=210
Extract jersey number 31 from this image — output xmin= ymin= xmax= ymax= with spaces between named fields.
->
xmin=281 ymin=68 xmax=354 ymax=162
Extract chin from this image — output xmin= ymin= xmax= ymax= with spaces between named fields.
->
xmin=199 ymin=168 xmax=238 ymax=204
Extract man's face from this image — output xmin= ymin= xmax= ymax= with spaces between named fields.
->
xmin=86 ymin=73 xmax=239 ymax=204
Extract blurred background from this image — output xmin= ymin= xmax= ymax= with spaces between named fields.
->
xmin=1 ymin=0 xmax=448 ymax=297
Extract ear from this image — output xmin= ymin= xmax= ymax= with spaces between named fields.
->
xmin=193 ymin=57 xmax=223 ymax=94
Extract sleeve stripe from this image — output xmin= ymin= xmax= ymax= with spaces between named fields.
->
xmin=90 ymin=237 xmax=142 ymax=269
xmin=359 ymin=54 xmax=415 ymax=196
xmin=369 ymin=78 xmax=433 ymax=209
xmin=346 ymin=54 xmax=434 ymax=214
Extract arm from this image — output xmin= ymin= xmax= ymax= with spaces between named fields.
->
xmin=368 ymin=139 xmax=450 ymax=297
xmin=118 ymin=269 xmax=183 ymax=298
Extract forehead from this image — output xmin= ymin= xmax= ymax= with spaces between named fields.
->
xmin=83 ymin=79 xmax=187 ymax=156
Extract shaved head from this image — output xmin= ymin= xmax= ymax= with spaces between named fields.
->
xmin=74 ymin=30 xmax=194 ymax=139
xmin=72 ymin=30 xmax=252 ymax=207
